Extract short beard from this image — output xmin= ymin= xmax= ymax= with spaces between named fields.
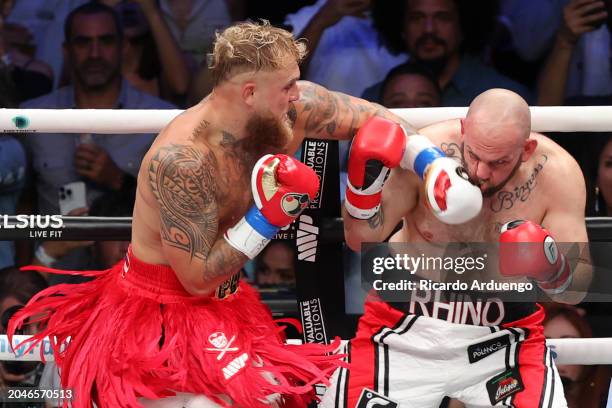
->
xmin=460 ymin=144 xmax=522 ymax=198
xmin=240 ymin=111 xmax=292 ymax=160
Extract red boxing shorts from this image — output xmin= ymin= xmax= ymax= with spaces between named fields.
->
xmin=8 ymin=246 xmax=342 ymax=408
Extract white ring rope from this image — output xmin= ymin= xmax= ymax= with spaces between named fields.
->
xmin=1 ymin=106 xmax=612 ymax=134
xmin=0 ymin=335 xmax=611 ymax=365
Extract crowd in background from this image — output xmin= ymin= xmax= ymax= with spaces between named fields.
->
xmin=0 ymin=0 xmax=611 ymax=406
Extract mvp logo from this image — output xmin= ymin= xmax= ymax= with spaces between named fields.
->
xmin=222 ymin=352 xmax=248 ymax=380
xmin=297 ymin=214 xmax=318 ymax=262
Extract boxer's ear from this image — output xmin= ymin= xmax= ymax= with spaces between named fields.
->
xmin=242 ymin=82 xmax=256 ymax=107
xmin=521 ymin=139 xmax=538 ymax=161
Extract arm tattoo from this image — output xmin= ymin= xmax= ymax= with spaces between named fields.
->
xmin=149 ymin=144 xmax=218 ymax=260
xmin=368 ymin=209 xmax=384 ymax=230
xmin=297 ymin=82 xmax=379 ymax=139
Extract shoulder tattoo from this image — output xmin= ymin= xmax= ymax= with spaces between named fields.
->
xmin=148 ymin=144 xmax=219 ymax=260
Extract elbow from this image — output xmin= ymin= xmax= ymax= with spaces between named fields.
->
xmin=342 ymin=209 xmax=375 ymax=252
xmin=344 ymin=226 xmax=371 ymax=252
xmin=345 ymin=234 xmax=363 ymax=252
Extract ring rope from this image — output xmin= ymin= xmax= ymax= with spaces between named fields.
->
xmin=0 ymin=216 xmax=610 ymax=241
xmin=1 ymin=106 xmax=612 ymax=134
xmin=1 ymin=335 xmax=610 ymax=365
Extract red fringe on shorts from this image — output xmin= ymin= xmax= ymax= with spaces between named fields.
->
xmin=8 ymin=248 xmax=342 ymax=408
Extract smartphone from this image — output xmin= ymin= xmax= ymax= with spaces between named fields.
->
xmin=58 ymin=181 xmax=87 ymax=215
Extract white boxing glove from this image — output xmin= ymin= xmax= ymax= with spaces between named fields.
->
xmin=401 ymin=133 xmax=482 ymax=224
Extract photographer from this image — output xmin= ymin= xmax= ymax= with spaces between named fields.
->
xmin=0 ymin=266 xmax=48 ymax=407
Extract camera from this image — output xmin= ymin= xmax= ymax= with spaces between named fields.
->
xmin=0 ymin=305 xmax=41 ymax=378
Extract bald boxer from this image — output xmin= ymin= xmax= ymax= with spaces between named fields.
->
xmin=322 ymin=89 xmax=591 ymax=407
xmin=8 ymin=21 xmax=477 ymax=408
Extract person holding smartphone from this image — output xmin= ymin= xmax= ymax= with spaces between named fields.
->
xmin=538 ymin=0 xmax=611 ymax=105
xmin=17 ymin=3 xmax=176 ymax=270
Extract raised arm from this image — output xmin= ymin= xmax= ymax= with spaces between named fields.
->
xmin=342 ymin=117 xmax=482 ymax=251
xmin=289 ymin=80 xmax=415 ymax=146
xmin=148 ymin=144 xmax=246 ymax=297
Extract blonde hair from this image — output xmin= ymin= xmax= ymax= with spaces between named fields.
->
xmin=209 ymin=21 xmax=307 ymax=85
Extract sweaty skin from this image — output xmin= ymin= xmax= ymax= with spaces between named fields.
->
xmin=131 ymin=78 xmax=410 ymax=296
xmin=344 ymin=89 xmax=591 ymax=304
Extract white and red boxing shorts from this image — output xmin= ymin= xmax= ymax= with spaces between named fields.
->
xmin=319 ymin=301 xmax=567 ymax=408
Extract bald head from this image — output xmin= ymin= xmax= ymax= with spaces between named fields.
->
xmin=465 ymin=89 xmax=531 ymax=146
xmin=466 ymin=89 xmax=531 ymax=143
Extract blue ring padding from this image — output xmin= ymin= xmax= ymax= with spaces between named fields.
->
xmin=413 ymin=147 xmax=445 ymax=178
xmin=245 ymin=206 xmax=279 ymax=240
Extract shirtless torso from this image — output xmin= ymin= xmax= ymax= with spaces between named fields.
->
xmin=128 ymin=80 xmax=400 ymax=295
xmin=131 ymin=102 xmax=255 ymax=266
xmin=361 ymin=119 xmax=590 ymax=316
xmin=392 ymin=120 xmax=564 ymax=244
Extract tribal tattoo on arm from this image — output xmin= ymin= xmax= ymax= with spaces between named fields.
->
xmin=148 ymin=144 xmax=245 ymax=280
xmin=293 ymin=81 xmax=390 ymax=140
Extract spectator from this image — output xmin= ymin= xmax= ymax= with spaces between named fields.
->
xmin=32 ymin=189 xmax=134 ymax=285
xmin=284 ymin=0 xmax=407 ymax=97
xmin=254 ymin=241 xmax=296 ymax=289
xmin=588 ymin=135 xmax=612 ymax=216
xmin=364 ymin=0 xmax=532 ymax=106
xmin=6 ymin=0 xmax=88 ymax=89
xmin=538 ymin=0 xmax=610 ymax=106
xmin=0 ymin=135 xmax=26 ymax=269
xmin=498 ymin=0 xmax=567 ymax=63
xmin=0 ymin=267 xmax=48 ymax=399
xmin=381 ymin=61 xmax=442 ymax=108
xmin=20 ymin=2 xmax=174 ymax=216
xmin=244 ymin=0 xmax=315 ymax=26
xmin=18 ymin=2 xmax=174 ymax=269
xmin=115 ymin=1 xmax=190 ymax=104
xmin=543 ymin=303 xmax=612 ymax=408
xmin=158 ymin=0 xmax=232 ymax=65
xmin=0 ymin=0 xmax=53 ymax=104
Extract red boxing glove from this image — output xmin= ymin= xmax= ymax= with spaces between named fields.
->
xmin=499 ymin=220 xmax=572 ymax=294
xmin=225 ymin=154 xmax=318 ymax=259
xmin=253 ymin=154 xmax=319 ymax=227
xmin=345 ymin=117 xmax=406 ymax=219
